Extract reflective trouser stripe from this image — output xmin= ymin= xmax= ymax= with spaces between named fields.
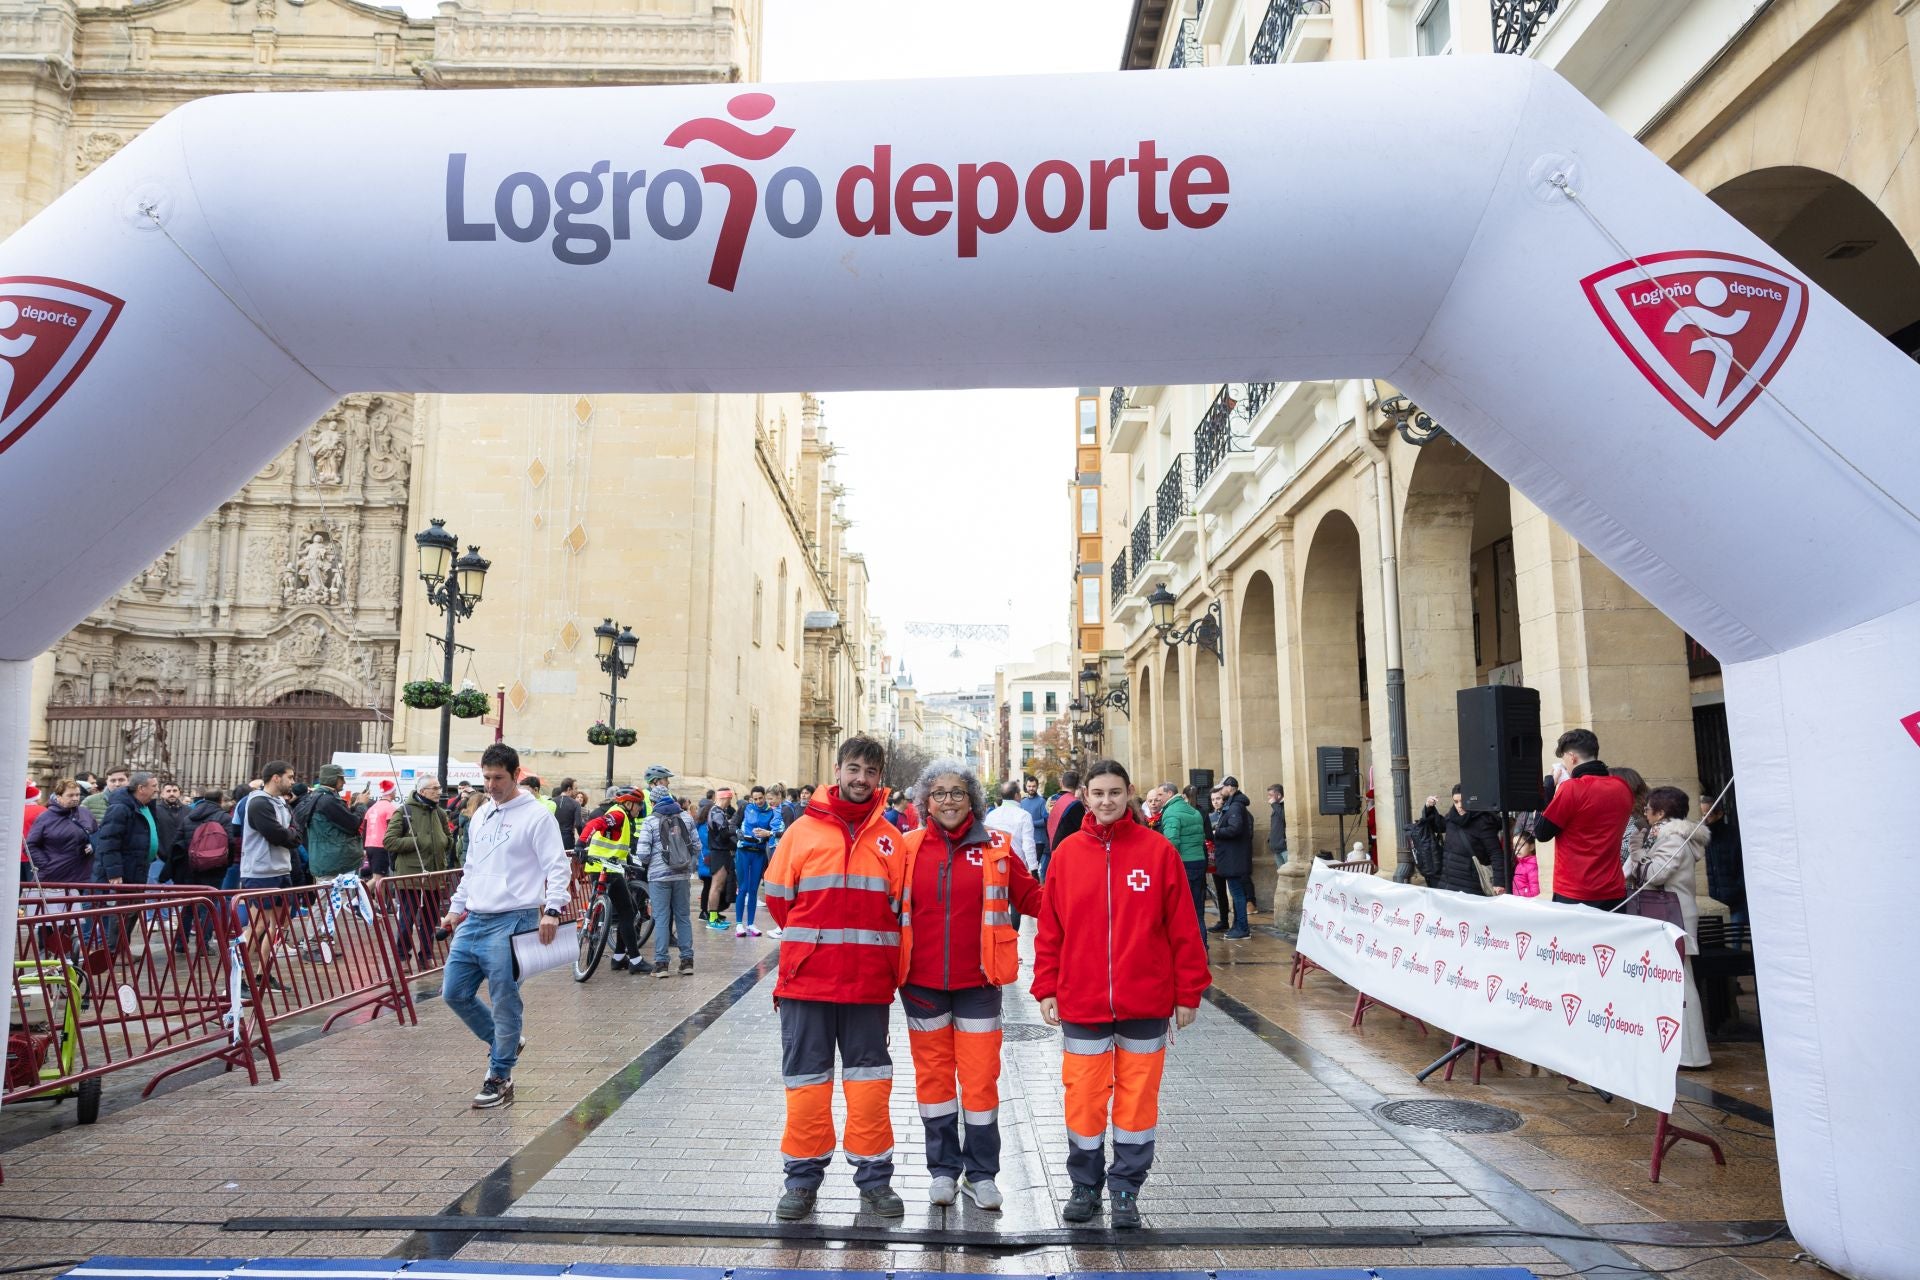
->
xmin=908 ymin=1013 xmax=953 ymax=1033
xmin=1062 ymin=1034 xmax=1114 ymax=1055
xmin=1115 ymin=1032 xmax=1168 ymax=1054
xmin=1067 ymin=1128 xmax=1107 ymax=1150
xmin=918 ymin=1098 xmax=960 ymax=1119
xmin=781 ymin=1081 xmax=835 ymax=1161
xmin=1062 ymin=1041 xmax=1115 ymax=1151
xmin=783 ymin=1070 xmax=831 ymax=1089
xmin=842 ymin=1064 xmax=893 ymax=1082
xmin=1113 ymin=1123 xmax=1158 ymax=1144
xmin=842 ymin=1077 xmax=894 ymax=1160
xmin=964 ymin=1107 xmax=1000 ymax=1125
xmin=954 ymin=1015 xmax=1002 ymax=1034
xmin=1112 ymin=1033 xmax=1166 ymax=1142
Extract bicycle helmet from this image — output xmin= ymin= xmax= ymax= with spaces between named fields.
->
xmin=643 ymin=764 xmax=673 ymax=785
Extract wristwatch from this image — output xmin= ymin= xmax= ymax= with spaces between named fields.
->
xmin=543 ymin=907 xmax=562 ymax=919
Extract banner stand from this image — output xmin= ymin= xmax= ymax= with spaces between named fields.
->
xmin=1351 ymin=991 xmax=1428 ymax=1036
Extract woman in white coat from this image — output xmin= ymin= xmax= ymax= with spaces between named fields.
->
xmin=1629 ymin=786 xmax=1712 ymax=1069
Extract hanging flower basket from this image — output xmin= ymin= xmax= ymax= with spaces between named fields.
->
xmin=613 ymin=728 xmax=637 ymax=748
xmin=402 ymin=680 xmax=452 ymax=710
xmin=587 ymin=722 xmax=613 ymax=747
xmin=447 ymin=688 xmax=492 ymax=719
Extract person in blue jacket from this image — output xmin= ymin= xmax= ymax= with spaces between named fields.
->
xmin=734 ymin=785 xmax=785 ymax=937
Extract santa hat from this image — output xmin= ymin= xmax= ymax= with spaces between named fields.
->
xmin=25 ymin=781 xmax=39 ymax=801
xmin=379 ymin=779 xmax=395 ymax=794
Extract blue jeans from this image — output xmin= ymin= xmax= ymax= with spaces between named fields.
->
xmin=648 ymin=878 xmax=693 ymax=965
xmin=1227 ymin=875 xmax=1251 ymax=934
xmin=441 ymin=907 xmax=539 ymax=1081
xmin=1273 ymin=844 xmax=1289 ymax=869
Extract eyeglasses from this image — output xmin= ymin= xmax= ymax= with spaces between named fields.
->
xmin=928 ymin=789 xmax=970 ymax=804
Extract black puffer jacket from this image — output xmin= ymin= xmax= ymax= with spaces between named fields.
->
xmin=1418 ymin=803 xmax=1508 ymax=896
xmin=1211 ymin=792 xmax=1255 ymax=877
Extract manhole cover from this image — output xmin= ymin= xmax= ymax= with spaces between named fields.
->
xmin=1003 ymin=1023 xmax=1055 ymax=1042
xmin=1373 ymin=1098 xmax=1523 ymax=1133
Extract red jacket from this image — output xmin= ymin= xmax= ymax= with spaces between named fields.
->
xmin=764 ymin=788 xmax=907 ymax=1005
xmin=902 ymin=817 xmax=1043 ymax=991
xmin=1033 ymin=809 xmax=1211 ymax=1023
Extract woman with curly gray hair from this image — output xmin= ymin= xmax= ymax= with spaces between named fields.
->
xmin=897 ymin=758 xmax=1043 ymax=1211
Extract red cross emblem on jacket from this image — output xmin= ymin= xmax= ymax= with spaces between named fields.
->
xmin=1127 ymin=869 xmax=1151 ymax=891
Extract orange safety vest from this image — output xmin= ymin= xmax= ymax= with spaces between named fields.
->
xmin=763 ymin=792 xmax=908 ymax=1004
xmin=898 ymin=823 xmax=1020 ymax=988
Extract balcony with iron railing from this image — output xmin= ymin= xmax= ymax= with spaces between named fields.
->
xmin=1249 ymin=0 xmax=1331 ymax=65
xmin=1492 ymin=0 xmax=1564 ymax=55
xmin=1131 ymin=511 xmax=1153 ymax=582
xmin=1109 ymin=386 xmax=1149 ymax=454
xmin=1111 ymin=550 xmax=1129 ymax=608
xmin=1154 ymin=453 xmax=1200 ymax=562
xmin=1168 ymin=17 xmax=1202 ymax=68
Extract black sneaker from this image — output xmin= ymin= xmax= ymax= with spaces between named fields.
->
xmin=1062 ymin=1183 xmax=1101 ymax=1223
xmin=653 ymin=962 xmax=669 ymax=979
xmin=775 ymin=1187 xmax=817 ymax=1220
xmin=678 ymin=956 xmax=694 ymax=976
xmin=471 ymin=1076 xmax=513 ymax=1109
xmin=1110 ymin=1188 xmax=1141 ymax=1228
xmin=610 ymin=956 xmax=628 ymax=972
xmin=859 ymin=1184 xmax=905 ymax=1217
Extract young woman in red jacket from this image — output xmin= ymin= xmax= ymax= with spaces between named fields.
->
xmin=898 ymin=760 xmax=1043 ymax=1212
xmin=1034 ymin=758 xmax=1211 ymax=1228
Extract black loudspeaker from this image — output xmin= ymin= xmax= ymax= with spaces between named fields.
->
xmin=1316 ymin=746 xmax=1361 ymax=816
xmin=1457 ymin=685 xmax=1544 ymax=813
xmin=1187 ymin=768 xmax=1214 ymax=792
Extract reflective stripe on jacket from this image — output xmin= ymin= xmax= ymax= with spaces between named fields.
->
xmin=900 ymin=821 xmax=1043 ymax=989
xmin=764 ymin=793 xmax=907 ymax=1004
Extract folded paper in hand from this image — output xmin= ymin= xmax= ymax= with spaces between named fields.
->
xmin=510 ymin=926 xmax=575 ymax=981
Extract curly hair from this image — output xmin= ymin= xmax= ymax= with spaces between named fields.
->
xmin=911 ymin=758 xmax=987 ymax=823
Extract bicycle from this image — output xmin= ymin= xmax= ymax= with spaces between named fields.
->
xmin=573 ymin=854 xmax=653 ymax=981
xmin=7 ymin=954 xmax=102 ymax=1125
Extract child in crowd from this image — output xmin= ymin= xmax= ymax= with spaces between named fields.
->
xmin=1511 ymin=834 xmax=1540 ymax=898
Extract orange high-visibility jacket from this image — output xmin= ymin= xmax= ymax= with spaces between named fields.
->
xmin=764 ymin=792 xmax=908 ymax=1004
xmin=899 ymin=822 xmax=1032 ymax=989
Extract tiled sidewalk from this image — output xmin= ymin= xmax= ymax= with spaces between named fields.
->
xmin=0 ymin=915 xmax=1797 ymax=1279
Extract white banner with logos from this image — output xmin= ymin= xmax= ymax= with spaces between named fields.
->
xmin=1297 ymin=862 xmax=1688 ymax=1112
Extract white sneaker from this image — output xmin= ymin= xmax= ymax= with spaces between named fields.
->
xmin=960 ymin=1177 xmax=1002 ymax=1210
xmin=929 ymin=1175 xmax=958 ymax=1206
xmin=735 ymin=925 xmax=747 ymax=938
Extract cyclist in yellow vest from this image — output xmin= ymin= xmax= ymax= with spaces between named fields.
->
xmin=578 ymin=788 xmax=646 ymax=973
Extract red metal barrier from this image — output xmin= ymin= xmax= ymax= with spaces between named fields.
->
xmin=229 ymin=877 xmax=416 ymax=1033
xmin=379 ymin=869 xmax=462 ymax=979
xmin=7 ymin=890 xmax=275 ymax=1118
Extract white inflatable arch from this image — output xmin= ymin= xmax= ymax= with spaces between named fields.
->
xmin=0 ymin=56 xmax=1914 ymax=1277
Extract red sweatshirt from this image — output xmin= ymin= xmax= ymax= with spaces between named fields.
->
xmin=1033 ymin=809 xmax=1211 ymax=1023
xmin=905 ymin=816 xmax=1043 ymax=991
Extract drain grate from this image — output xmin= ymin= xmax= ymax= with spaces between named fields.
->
xmin=1373 ymin=1098 xmax=1524 ymax=1133
xmin=1003 ymin=1023 xmax=1056 ymax=1042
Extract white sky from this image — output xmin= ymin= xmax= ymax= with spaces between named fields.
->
xmin=762 ymin=2 xmax=1133 ymax=692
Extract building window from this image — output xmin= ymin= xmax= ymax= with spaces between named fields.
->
xmin=777 ymin=560 xmax=789 ymax=649
xmin=1079 ymin=487 xmax=1099 ymax=535
xmin=1415 ymin=0 xmax=1453 ymax=56
xmin=1078 ymin=397 xmax=1097 ymax=444
xmin=753 ymin=578 xmax=764 ymax=646
xmin=1022 ymin=715 xmax=1035 ymax=734
xmin=1021 ymin=691 xmax=1034 ymax=712
xmin=1044 ymin=691 xmax=1058 ymax=713
xmin=1080 ymin=576 xmax=1101 ymax=625
xmin=749 ymin=709 xmax=760 ymax=777
xmin=794 ymin=589 xmax=803 ymax=661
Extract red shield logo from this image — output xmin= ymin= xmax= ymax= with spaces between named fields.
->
xmin=1902 ymin=711 xmax=1920 ymax=748
xmin=1433 ymin=959 xmax=1447 ymax=985
xmin=1355 ymin=932 xmax=1366 ymax=953
xmin=1561 ymin=993 xmax=1583 ymax=1026
xmin=1592 ymin=944 xmax=1616 ymax=978
xmin=1370 ymin=902 xmax=1382 ymax=923
xmin=1515 ymin=930 xmax=1533 ymax=961
xmin=1459 ymin=920 xmax=1469 ymax=948
xmin=1657 ymin=1016 xmax=1681 ymax=1053
xmin=1582 ymin=251 xmax=1807 ymax=440
xmin=0 ymin=277 xmax=124 ymax=457
xmin=1412 ymin=912 xmax=1425 ymax=937
xmin=1391 ymin=946 xmax=1403 ymax=969
xmin=1486 ymin=975 xmax=1503 ymax=1003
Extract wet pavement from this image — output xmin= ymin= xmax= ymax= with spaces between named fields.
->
xmin=0 ymin=903 xmax=1800 ymax=1278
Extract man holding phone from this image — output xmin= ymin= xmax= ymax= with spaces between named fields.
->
xmin=441 ymin=742 xmax=570 ymax=1110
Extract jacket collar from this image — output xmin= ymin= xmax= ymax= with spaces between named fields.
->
xmin=1571 ymin=760 xmax=1612 ymax=779
xmin=929 ymin=814 xmax=987 ymax=849
xmin=1085 ymin=808 xmax=1137 ymax=843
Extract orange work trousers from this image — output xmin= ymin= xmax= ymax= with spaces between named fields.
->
xmin=1061 ymin=1017 xmax=1168 ymax=1193
xmin=778 ymin=997 xmax=894 ymax=1191
xmin=902 ymin=982 xmax=1004 ymax=1181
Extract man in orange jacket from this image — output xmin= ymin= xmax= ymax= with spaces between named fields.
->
xmin=899 ymin=760 xmax=1043 ymax=1211
xmin=1034 ymin=757 xmax=1211 ymax=1229
xmin=763 ymin=734 xmax=908 ymax=1221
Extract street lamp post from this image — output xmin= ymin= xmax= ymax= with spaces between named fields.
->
xmin=1147 ymin=586 xmax=1225 ymax=666
xmin=414 ymin=518 xmax=490 ymax=790
xmin=1080 ymin=664 xmax=1131 ymax=718
xmin=594 ymin=617 xmax=638 ymax=791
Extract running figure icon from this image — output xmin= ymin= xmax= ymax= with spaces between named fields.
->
xmin=0 ymin=301 xmax=37 ymax=415
xmin=1662 ymin=276 xmax=1750 ymax=409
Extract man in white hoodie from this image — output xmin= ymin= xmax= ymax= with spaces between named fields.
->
xmin=441 ymin=742 xmax=571 ymax=1109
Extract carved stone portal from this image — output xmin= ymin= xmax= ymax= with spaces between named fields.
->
xmin=283 ymin=531 xmax=345 ymax=606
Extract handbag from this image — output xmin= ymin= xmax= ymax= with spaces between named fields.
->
xmin=1617 ymin=885 xmax=1686 ymax=929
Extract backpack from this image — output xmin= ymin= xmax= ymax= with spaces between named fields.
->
xmin=187 ymin=817 xmax=231 ymax=873
xmin=1407 ymin=820 xmax=1444 ymax=884
xmin=657 ymin=813 xmax=696 ymax=874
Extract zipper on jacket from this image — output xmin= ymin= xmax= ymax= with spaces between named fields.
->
xmin=941 ymin=829 xmax=954 ymax=989
xmin=1104 ymin=828 xmax=1116 ymax=1022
